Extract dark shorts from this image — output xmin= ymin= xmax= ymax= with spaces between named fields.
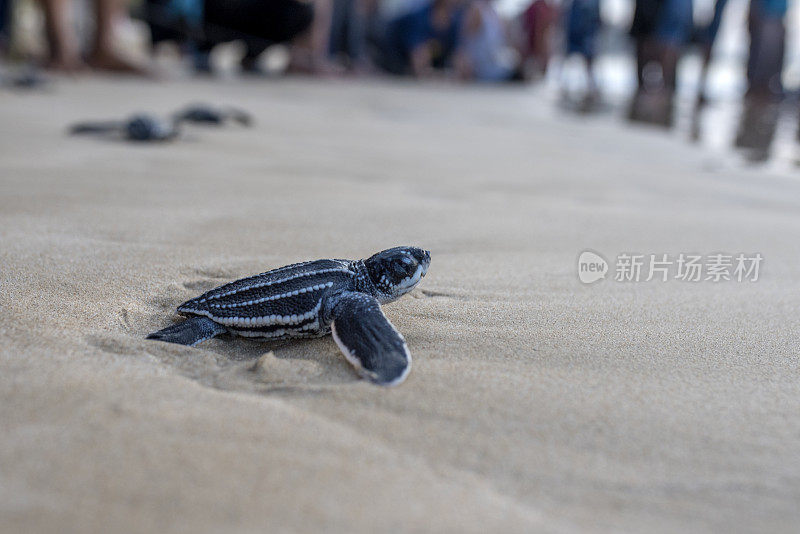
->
xmin=566 ymin=0 xmax=601 ymax=58
xmin=146 ymin=0 xmax=312 ymax=48
xmin=0 ymin=0 xmax=9 ymax=38
xmin=630 ymin=0 xmax=692 ymax=45
xmin=204 ymin=0 xmax=313 ymax=44
xmin=655 ymin=0 xmax=692 ymax=45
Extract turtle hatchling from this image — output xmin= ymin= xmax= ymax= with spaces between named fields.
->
xmin=172 ymin=104 xmax=253 ymax=126
xmin=69 ymin=113 xmax=179 ymax=142
xmin=147 ymin=246 xmax=431 ymax=386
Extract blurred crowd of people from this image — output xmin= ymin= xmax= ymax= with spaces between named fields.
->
xmin=0 ymin=0 xmax=791 ymax=90
xmin=0 ymin=0 xmax=795 ymax=157
xmin=0 ymin=0 xmax=555 ymax=80
xmin=142 ymin=0 xmax=558 ymax=80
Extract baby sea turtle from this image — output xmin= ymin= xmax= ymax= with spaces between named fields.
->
xmin=147 ymin=246 xmax=431 ymax=386
xmin=69 ymin=113 xmax=180 ymax=142
xmin=1 ymin=65 xmax=50 ymax=90
xmin=173 ymin=104 xmax=253 ymax=126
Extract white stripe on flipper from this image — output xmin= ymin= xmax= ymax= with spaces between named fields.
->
xmin=331 ymin=322 xmax=376 ymax=381
xmin=210 ymin=282 xmax=334 ymax=309
xmin=199 ymin=268 xmax=351 ymax=302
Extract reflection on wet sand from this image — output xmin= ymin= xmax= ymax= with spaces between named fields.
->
xmin=733 ymin=99 xmax=780 ymax=162
xmin=687 ymin=94 xmax=798 ymax=167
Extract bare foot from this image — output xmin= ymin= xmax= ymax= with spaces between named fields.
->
xmin=45 ymin=52 xmax=86 ymax=73
xmin=287 ymin=53 xmax=345 ymax=77
xmin=87 ymin=51 xmax=149 ymax=75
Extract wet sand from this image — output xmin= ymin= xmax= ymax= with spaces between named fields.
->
xmin=1 ymin=77 xmax=800 ymax=533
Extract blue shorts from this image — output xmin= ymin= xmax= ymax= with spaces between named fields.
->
xmin=566 ymin=0 xmax=601 ymax=58
xmin=752 ymin=0 xmax=787 ymax=18
xmin=655 ymin=0 xmax=693 ymax=46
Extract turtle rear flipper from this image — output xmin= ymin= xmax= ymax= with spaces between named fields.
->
xmin=147 ymin=316 xmax=226 ymax=346
xmin=330 ymin=292 xmax=411 ymax=386
xmin=68 ymin=121 xmax=123 ymax=135
xmin=228 ymin=108 xmax=253 ymax=126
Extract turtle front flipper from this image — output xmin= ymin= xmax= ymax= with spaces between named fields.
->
xmin=330 ymin=292 xmax=411 ymax=386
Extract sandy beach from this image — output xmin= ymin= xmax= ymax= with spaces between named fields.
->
xmin=1 ymin=77 xmax=800 ymax=533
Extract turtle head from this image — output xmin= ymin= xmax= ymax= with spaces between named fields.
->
xmin=364 ymin=246 xmax=431 ymax=303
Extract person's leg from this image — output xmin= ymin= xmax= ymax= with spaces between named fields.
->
xmin=328 ymin=0 xmax=367 ymax=70
xmin=40 ymin=0 xmax=83 ymax=70
xmin=585 ymin=54 xmax=597 ymax=93
xmin=695 ymin=0 xmax=728 ymax=102
xmin=630 ymin=0 xmax=656 ymax=90
xmin=328 ymin=0 xmax=347 ymax=59
xmin=584 ymin=0 xmax=600 ymax=96
xmin=290 ymin=0 xmax=339 ymax=73
xmin=655 ymin=0 xmax=692 ymax=94
xmin=240 ymin=38 xmax=270 ymax=72
xmin=0 ymin=0 xmax=10 ymax=53
xmin=745 ymin=0 xmax=785 ymax=101
xmin=369 ymin=19 xmax=408 ymax=75
xmin=634 ymin=0 xmax=689 ymax=124
xmin=735 ymin=94 xmax=779 ymax=161
xmin=660 ymin=44 xmax=678 ymax=92
xmin=346 ymin=0 xmax=368 ymax=67
xmin=635 ymin=37 xmax=658 ymax=90
xmin=88 ymin=0 xmax=147 ymax=72
xmin=92 ymin=0 xmax=118 ymax=61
